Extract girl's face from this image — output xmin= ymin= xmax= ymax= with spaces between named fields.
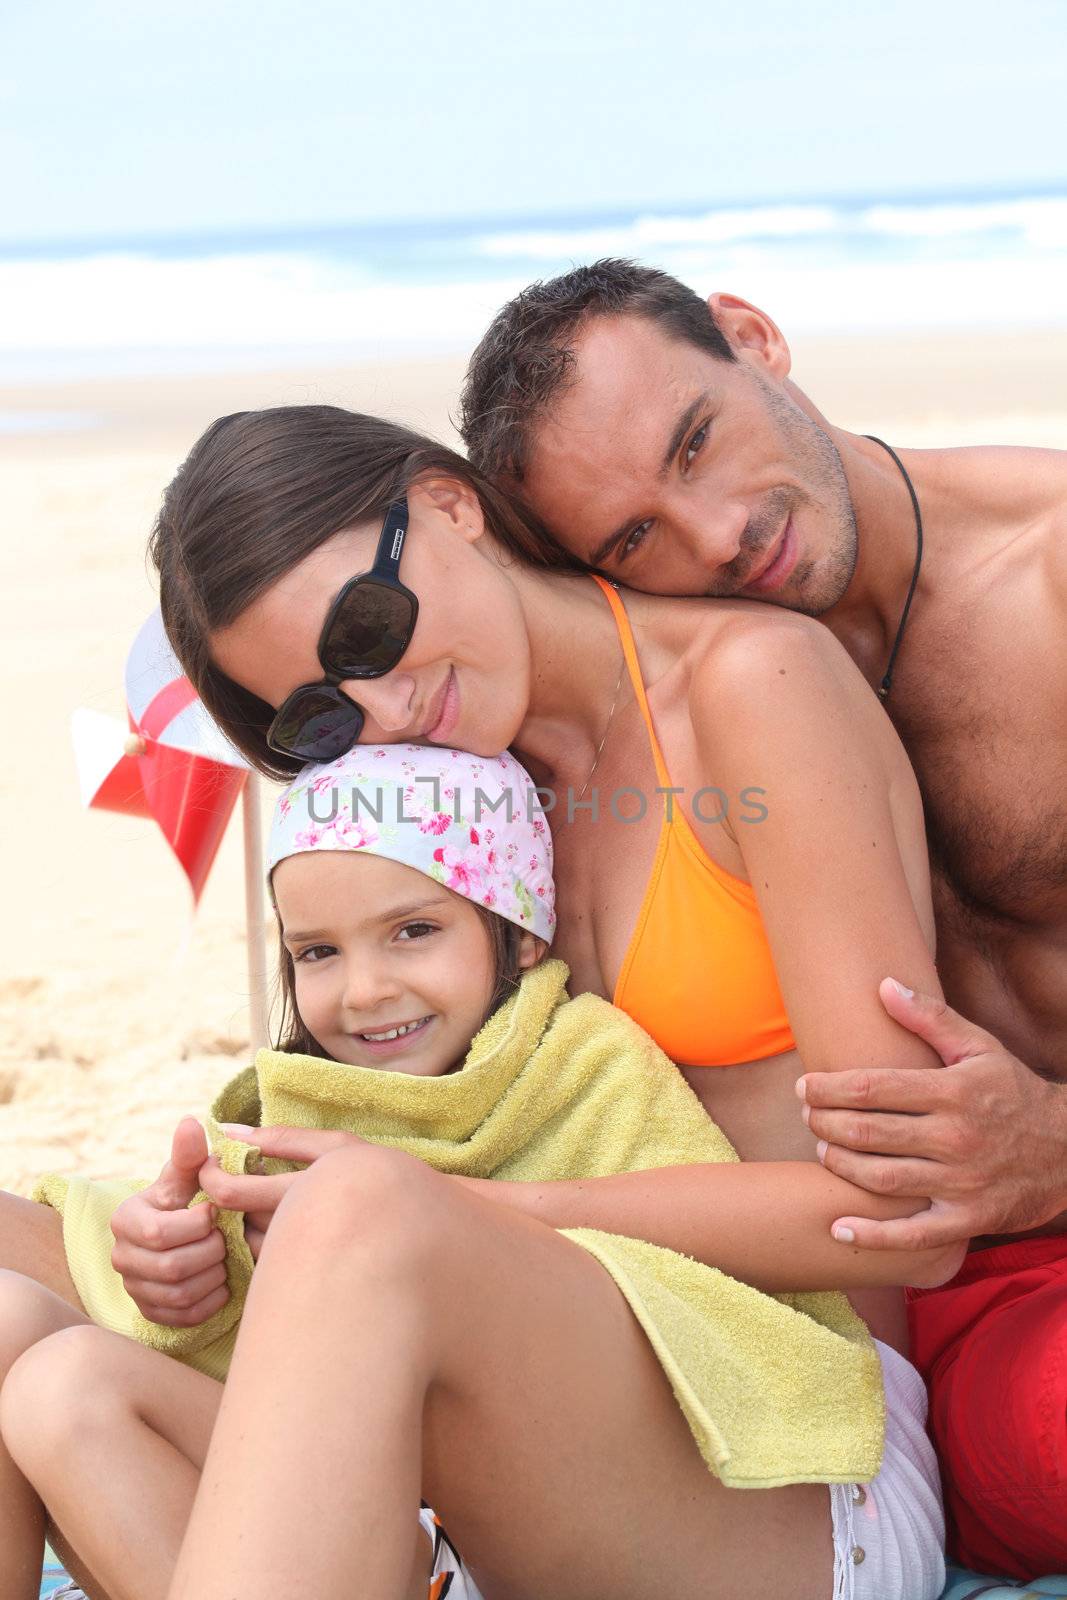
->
xmin=273 ymin=851 xmax=535 ymax=1074
xmin=211 ymin=480 xmax=532 ymax=760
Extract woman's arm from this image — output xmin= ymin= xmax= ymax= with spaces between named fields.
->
xmin=692 ymin=609 xmax=943 ymax=1075
xmin=476 ymin=615 xmax=960 ymax=1292
xmin=459 ymin=1162 xmax=965 ymax=1291
xmin=197 ymin=1129 xmax=965 ymax=1292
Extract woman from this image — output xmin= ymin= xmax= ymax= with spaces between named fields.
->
xmin=140 ymin=404 xmax=952 ymax=1600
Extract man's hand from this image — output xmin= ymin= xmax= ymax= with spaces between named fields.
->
xmin=110 ymin=1117 xmax=229 ymax=1326
xmin=798 ymin=979 xmax=1067 ymax=1251
xmin=199 ymin=1124 xmax=363 ymax=1260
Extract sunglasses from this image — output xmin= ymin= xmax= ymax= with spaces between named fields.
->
xmin=266 ymin=497 xmax=418 ymax=762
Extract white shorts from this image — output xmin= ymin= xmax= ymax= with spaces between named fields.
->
xmin=419 ymin=1504 xmax=486 ymax=1600
xmin=829 ymin=1340 xmax=946 ymax=1600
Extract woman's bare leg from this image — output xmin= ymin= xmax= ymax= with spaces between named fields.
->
xmin=169 ymin=1147 xmax=835 ymax=1600
xmin=2 ymin=1323 xmax=434 ymax=1600
xmin=0 ymin=1271 xmax=89 ymax=1600
xmin=0 ymin=1193 xmax=82 ymax=1306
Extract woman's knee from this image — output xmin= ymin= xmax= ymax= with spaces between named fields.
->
xmin=0 ymin=1324 xmax=121 ymax=1473
xmin=0 ymin=1267 xmax=82 ymax=1379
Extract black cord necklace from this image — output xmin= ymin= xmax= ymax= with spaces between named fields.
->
xmin=864 ymin=435 xmax=924 ymax=703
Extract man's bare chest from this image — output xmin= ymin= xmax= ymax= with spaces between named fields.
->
xmin=893 ymin=608 xmax=1066 ymax=925
xmin=888 ymin=606 xmax=1067 ymax=1068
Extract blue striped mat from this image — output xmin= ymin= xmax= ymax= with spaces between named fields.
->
xmin=38 ymin=1556 xmax=1067 ymax=1597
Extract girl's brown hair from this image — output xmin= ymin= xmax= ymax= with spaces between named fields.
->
xmin=148 ymin=406 xmax=572 ymax=781
xmin=272 ymin=899 xmax=535 ymax=1060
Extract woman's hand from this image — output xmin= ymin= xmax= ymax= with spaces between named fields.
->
xmin=200 ymin=1125 xmax=367 ymax=1260
xmin=110 ymin=1117 xmax=229 ymax=1326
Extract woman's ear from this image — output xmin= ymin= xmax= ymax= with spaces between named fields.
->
xmin=707 ymin=293 xmax=792 ymax=381
xmin=408 ymin=476 xmax=485 ymax=544
xmin=517 ymin=932 xmax=546 ymax=971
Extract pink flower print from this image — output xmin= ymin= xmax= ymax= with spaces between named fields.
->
xmin=505 ymin=842 xmax=519 ymax=863
xmin=484 ymin=888 xmax=497 ymax=907
xmin=310 ymin=774 xmax=336 ymax=795
xmin=446 ymin=859 xmax=482 ymax=895
xmin=278 ymin=796 xmax=293 ymax=817
xmin=470 ymin=827 xmax=479 ymax=845
xmin=433 ymin=847 xmax=445 ymax=863
xmin=419 ymin=812 xmax=451 ymax=836
xmin=293 ymin=826 xmax=323 ymax=849
xmin=485 ymin=829 xmax=495 ymax=843
xmin=333 ymin=814 xmax=378 ymax=850
xmin=374 ymin=749 xmax=387 ymax=759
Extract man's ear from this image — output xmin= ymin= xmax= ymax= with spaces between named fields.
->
xmin=516 ymin=932 xmax=546 ymax=971
xmin=408 ymin=476 xmax=485 ymax=544
xmin=707 ymin=293 xmax=792 ymax=380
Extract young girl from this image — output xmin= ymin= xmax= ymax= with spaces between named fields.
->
xmin=0 ymin=746 xmax=949 ymax=1600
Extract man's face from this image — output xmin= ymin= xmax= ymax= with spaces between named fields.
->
xmin=518 ymin=313 xmax=857 ymax=614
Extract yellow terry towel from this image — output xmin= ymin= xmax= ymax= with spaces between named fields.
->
xmin=35 ymin=960 xmax=883 ymax=1489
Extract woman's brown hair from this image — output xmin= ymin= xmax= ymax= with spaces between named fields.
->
xmin=148 ymin=406 xmax=573 ymax=781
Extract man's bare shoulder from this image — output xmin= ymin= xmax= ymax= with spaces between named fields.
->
xmin=917 ymin=445 xmax=1066 ymax=603
xmin=972 ymin=445 xmax=1067 ymax=598
xmin=931 ymin=443 xmax=1067 ymax=520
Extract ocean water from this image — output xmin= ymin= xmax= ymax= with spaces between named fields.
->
xmin=2 ymin=187 xmax=1065 ymax=385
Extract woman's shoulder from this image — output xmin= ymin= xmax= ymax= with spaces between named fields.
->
xmin=628 ymin=591 xmax=912 ymax=791
xmin=674 ymin=601 xmax=917 ymax=799
xmin=683 ymin=600 xmax=873 ymax=718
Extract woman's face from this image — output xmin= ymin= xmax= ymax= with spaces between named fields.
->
xmin=211 ymin=481 xmax=532 ymax=759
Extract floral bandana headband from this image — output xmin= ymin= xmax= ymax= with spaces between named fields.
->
xmin=267 ymin=745 xmax=556 ymax=945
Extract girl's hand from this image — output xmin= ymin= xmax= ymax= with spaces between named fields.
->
xmin=201 ymin=1125 xmax=366 ymax=1260
xmin=110 ymin=1117 xmax=229 ymax=1326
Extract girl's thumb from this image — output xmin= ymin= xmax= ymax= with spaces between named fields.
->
xmin=170 ymin=1116 xmax=210 ymax=1177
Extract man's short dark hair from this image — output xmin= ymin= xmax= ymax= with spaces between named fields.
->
xmin=460 ymin=258 xmax=736 ymax=484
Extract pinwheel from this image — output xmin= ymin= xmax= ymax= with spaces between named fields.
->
xmin=71 ymin=610 xmax=269 ymax=1046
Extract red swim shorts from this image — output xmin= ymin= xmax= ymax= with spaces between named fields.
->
xmin=908 ymin=1234 xmax=1067 ymax=1579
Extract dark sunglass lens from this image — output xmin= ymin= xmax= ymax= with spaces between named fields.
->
xmin=268 ymin=687 xmax=363 ymax=761
xmin=323 ymin=582 xmax=415 ymax=677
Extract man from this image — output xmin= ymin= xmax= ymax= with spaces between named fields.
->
xmin=459 ymin=259 xmax=1067 ymax=1577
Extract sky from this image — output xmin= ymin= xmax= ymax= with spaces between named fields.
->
xmin=3 ymin=0 xmax=1066 ymax=245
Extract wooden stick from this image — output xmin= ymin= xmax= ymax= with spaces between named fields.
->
xmin=242 ymin=772 xmax=270 ymax=1051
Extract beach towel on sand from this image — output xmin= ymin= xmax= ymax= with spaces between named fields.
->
xmin=36 ymin=960 xmax=883 ymax=1489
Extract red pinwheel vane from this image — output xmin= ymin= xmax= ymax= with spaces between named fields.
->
xmin=71 ymin=611 xmax=269 ymax=1044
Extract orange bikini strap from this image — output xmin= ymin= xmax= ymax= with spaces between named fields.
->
xmin=591 ymin=575 xmax=672 ymax=790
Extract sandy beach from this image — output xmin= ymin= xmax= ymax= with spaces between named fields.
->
xmin=2 ymin=330 xmax=1065 ymax=1195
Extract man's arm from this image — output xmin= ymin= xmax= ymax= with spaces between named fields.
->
xmin=799 ymin=978 xmax=1067 ymax=1249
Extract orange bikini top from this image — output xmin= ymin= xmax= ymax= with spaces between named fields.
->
xmin=594 ymin=576 xmax=796 ymax=1067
